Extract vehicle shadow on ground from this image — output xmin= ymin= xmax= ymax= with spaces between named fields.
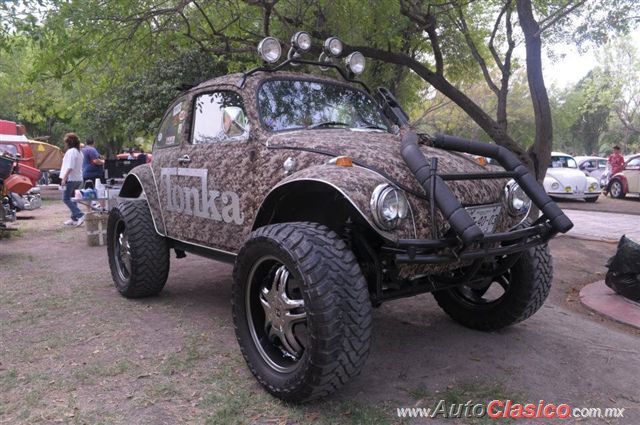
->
xmin=134 ymin=254 xmax=640 ymax=421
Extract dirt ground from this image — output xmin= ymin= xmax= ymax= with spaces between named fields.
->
xmin=1 ymin=200 xmax=639 ymax=425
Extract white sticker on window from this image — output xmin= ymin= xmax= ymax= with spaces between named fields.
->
xmin=166 ymin=136 xmax=176 ymax=145
xmin=173 ymin=103 xmax=182 ymax=117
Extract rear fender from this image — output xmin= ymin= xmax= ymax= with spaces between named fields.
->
xmin=612 ymin=174 xmax=628 ymax=194
xmin=118 ymin=164 xmax=166 ymax=235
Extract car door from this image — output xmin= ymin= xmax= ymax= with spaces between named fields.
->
xmin=162 ymin=89 xmax=256 ymax=252
xmin=152 ymin=95 xmax=190 ymax=235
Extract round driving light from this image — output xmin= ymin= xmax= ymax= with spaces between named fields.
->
xmin=345 ymin=51 xmax=365 ymax=74
xmin=257 ymin=37 xmax=282 ymax=63
xmin=370 ymin=184 xmax=409 ymax=231
xmin=291 ymin=31 xmax=312 ymax=52
xmin=323 ymin=37 xmax=343 ymax=57
xmin=504 ymin=180 xmax=531 ymax=217
xmin=551 ymin=181 xmax=560 ymax=190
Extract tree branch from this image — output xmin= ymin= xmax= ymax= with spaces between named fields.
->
xmin=454 ymin=5 xmax=499 ymax=95
xmin=537 ymin=0 xmax=588 ymax=36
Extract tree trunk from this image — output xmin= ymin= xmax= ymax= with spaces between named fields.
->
xmin=517 ymin=0 xmax=553 ymax=181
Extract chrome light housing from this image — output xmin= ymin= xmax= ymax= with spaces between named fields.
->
xmin=504 ymin=179 xmax=531 ymax=218
xmin=370 ymin=184 xmax=409 ymax=231
xmin=257 ymin=37 xmax=282 ymax=63
xmin=323 ymin=37 xmax=343 ymax=57
xmin=291 ymin=31 xmax=312 ymax=53
xmin=345 ymin=52 xmax=365 ymax=74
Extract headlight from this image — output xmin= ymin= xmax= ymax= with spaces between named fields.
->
xmin=370 ymin=184 xmax=409 ymax=231
xmin=551 ymin=181 xmax=560 ymax=190
xmin=504 ymin=180 xmax=531 ymax=217
xmin=345 ymin=52 xmax=365 ymax=74
xmin=588 ymin=182 xmax=598 ymax=192
xmin=323 ymin=37 xmax=343 ymax=57
xmin=257 ymin=37 xmax=282 ymax=63
xmin=291 ymin=31 xmax=312 ymax=53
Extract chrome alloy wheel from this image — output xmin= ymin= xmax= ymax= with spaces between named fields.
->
xmin=610 ymin=181 xmax=623 ymax=198
xmin=113 ymin=220 xmax=131 ymax=281
xmin=246 ymin=256 xmax=308 ymax=373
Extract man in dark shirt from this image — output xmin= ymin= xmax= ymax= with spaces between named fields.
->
xmin=82 ymin=138 xmax=105 ymax=185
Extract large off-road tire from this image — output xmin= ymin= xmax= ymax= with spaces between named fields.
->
xmin=107 ymin=200 xmax=169 ymax=298
xmin=433 ymin=243 xmax=552 ymax=331
xmin=609 ymin=180 xmax=625 ymax=199
xmin=232 ymin=222 xmax=372 ymax=403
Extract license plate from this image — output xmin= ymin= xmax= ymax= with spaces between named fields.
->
xmin=465 ymin=204 xmax=501 ymax=234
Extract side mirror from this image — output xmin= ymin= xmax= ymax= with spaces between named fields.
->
xmin=222 ymin=107 xmax=249 ymax=137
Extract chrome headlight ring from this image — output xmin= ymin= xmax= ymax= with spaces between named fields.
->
xmin=504 ymin=179 xmax=531 ymax=218
xmin=370 ymin=184 xmax=409 ymax=231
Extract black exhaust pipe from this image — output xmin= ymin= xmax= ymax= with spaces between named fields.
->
xmin=401 ymin=132 xmax=484 ymax=244
xmin=432 ymin=133 xmax=573 ymax=234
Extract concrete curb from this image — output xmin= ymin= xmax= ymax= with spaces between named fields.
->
xmin=580 ymin=281 xmax=640 ymax=329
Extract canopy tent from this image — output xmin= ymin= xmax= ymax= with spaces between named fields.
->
xmin=28 ymin=140 xmax=64 ymax=170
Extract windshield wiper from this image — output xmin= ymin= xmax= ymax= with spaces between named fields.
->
xmin=306 ymin=121 xmax=351 ymax=129
xmin=357 ymin=124 xmax=387 ymax=131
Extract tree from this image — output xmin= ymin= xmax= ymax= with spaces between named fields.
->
xmin=2 ymin=0 xmax=639 ymax=177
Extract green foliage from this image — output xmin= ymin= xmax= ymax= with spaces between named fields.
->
xmin=0 ymin=0 xmax=638 ymax=158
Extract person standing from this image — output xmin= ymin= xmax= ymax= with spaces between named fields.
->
xmin=60 ymin=133 xmax=85 ymax=226
xmin=82 ymin=137 xmax=105 ymax=186
xmin=604 ymin=146 xmax=625 ymax=196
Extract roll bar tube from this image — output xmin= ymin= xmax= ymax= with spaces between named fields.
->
xmin=431 ymin=133 xmax=573 ymax=234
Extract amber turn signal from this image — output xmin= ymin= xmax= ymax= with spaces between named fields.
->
xmin=335 ymin=156 xmax=353 ymax=167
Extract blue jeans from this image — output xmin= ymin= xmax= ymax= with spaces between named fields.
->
xmin=63 ymin=181 xmax=83 ymax=220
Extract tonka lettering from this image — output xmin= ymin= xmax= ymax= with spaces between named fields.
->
xmin=161 ymin=167 xmax=244 ymax=225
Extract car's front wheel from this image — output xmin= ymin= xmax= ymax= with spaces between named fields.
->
xmin=107 ymin=201 xmax=170 ymax=298
xmin=609 ymin=180 xmax=625 ymax=199
xmin=585 ymin=195 xmax=599 ymax=203
xmin=232 ymin=222 xmax=372 ymax=402
xmin=433 ymin=244 xmax=552 ymax=331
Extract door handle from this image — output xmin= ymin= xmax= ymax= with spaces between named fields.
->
xmin=177 ymin=154 xmax=191 ymax=165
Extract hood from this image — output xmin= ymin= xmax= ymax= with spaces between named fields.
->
xmin=266 ymin=129 xmax=504 ymax=205
xmin=545 ymin=167 xmax=587 ymax=186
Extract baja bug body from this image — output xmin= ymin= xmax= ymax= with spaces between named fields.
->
xmin=107 ymin=32 xmax=573 ymax=403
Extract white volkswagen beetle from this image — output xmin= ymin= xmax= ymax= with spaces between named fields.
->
xmin=544 ymin=152 xmax=600 ymax=202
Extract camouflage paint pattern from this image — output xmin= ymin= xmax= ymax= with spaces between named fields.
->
xmin=126 ymin=164 xmax=166 ymax=235
xmin=136 ymin=70 xmax=523 ymax=273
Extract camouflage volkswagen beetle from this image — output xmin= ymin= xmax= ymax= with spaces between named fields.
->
xmin=107 ymin=33 xmax=573 ymax=402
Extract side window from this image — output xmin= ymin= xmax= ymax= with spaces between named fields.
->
xmin=156 ymin=96 xmax=189 ymax=149
xmin=598 ymin=159 xmax=607 ymax=169
xmin=191 ymin=91 xmax=248 ymax=144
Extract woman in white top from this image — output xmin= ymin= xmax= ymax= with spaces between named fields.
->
xmin=60 ymin=133 xmax=85 ymax=226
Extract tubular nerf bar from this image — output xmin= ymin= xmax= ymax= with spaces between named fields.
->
xmin=432 ymin=133 xmax=573 ymax=234
xmin=401 ymin=132 xmax=484 ymax=244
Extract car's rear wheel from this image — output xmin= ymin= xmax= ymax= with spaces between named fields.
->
xmin=610 ymin=180 xmax=625 ymax=199
xmin=232 ymin=222 xmax=372 ymax=402
xmin=433 ymin=243 xmax=552 ymax=331
xmin=107 ymin=201 xmax=169 ymax=298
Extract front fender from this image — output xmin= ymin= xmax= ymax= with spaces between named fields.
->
xmin=118 ymin=164 xmax=166 ymax=235
xmin=255 ymin=164 xmax=417 ymax=242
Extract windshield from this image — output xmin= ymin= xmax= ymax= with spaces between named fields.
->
xmin=550 ymin=156 xmax=577 ymax=169
xmin=258 ymin=79 xmax=389 ymax=132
